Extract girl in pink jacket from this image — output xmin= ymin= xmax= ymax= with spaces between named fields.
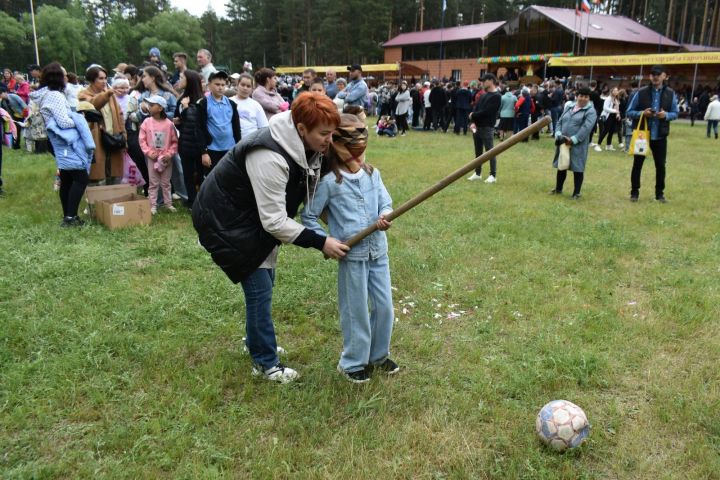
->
xmin=139 ymin=95 xmax=178 ymax=214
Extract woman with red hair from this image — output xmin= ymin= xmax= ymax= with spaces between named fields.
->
xmin=193 ymin=92 xmax=349 ymax=384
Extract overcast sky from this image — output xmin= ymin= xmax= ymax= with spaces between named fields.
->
xmin=169 ymin=0 xmax=228 ymax=18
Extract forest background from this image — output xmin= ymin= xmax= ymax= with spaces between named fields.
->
xmin=1 ymin=0 xmax=719 ymax=76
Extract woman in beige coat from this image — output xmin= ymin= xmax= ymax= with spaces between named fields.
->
xmin=78 ymin=65 xmax=126 ymax=182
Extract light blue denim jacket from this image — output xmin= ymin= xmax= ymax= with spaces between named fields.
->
xmin=302 ymin=167 xmax=393 ymax=261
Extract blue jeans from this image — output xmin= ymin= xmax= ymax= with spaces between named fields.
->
xmin=550 ymin=106 xmax=562 ymax=134
xmin=707 ymin=120 xmax=718 ymax=137
xmin=240 ymin=268 xmax=279 ymax=369
xmin=337 ymin=255 xmax=394 ymax=373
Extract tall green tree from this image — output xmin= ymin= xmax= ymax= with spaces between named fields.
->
xmin=135 ymin=10 xmax=205 ymax=66
xmin=23 ymin=5 xmax=89 ymax=70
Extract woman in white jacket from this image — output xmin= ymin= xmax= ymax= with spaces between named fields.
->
xmin=703 ymin=94 xmax=720 ymax=139
xmin=394 ymin=81 xmax=411 ymax=136
xmin=596 ymin=87 xmax=620 ymax=151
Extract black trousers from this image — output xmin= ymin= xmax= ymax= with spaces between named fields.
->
xmin=556 ymin=170 xmax=584 ymax=196
xmin=423 ymin=107 xmax=433 ymax=130
xmin=204 ymin=150 xmax=227 ymax=177
xmin=180 ymin=148 xmax=203 ymax=207
xmin=631 ymin=137 xmax=667 ymax=198
xmin=473 ymin=126 xmax=496 ymax=176
xmin=597 ymin=116 xmax=618 ymax=145
xmin=412 ymin=105 xmax=421 ymax=127
xmin=396 ymin=113 xmax=409 ymax=134
xmin=127 ymin=128 xmax=149 ymax=196
xmin=59 ymin=169 xmax=89 ymax=218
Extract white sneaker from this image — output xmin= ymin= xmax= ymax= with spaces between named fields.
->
xmin=252 ymin=363 xmax=299 ymax=384
xmin=607 ymin=145 xmax=616 ymax=151
xmin=468 ymin=173 xmax=482 ymax=181
xmin=165 ymin=205 xmax=177 ymax=212
xmin=484 ymin=175 xmax=496 ymax=184
xmin=171 ymin=193 xmax=181 ymax=201
xmin=590 ymin=142 xmax=597 ymax=147
xmin=618 ymin=143 xmax=625 ymax=148
xmin=594 ymin=145 xmax=602 ymax=152
xmin=151 ymin=206 xmax=158 ymax=215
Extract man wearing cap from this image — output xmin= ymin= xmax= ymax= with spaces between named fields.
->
xmin=336 ymin=64 xmax=368 ymax=109
xmin=467 ymin=73 xmax=501 ymax=183
xmin=626 ymin=65 xmax=679 ymax=203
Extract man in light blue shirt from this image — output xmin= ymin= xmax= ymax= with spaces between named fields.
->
xmin=336 ymin=64 xmax=368 ymax=109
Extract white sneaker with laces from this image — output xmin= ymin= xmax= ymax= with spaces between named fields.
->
xmin=484 ymin=175 xmax=496 ymax=184
xmin=151 ymin=206 xmax=158 ymax=215
xmin=467 ymin=173 xmax=482 ymax=181
xmin=171 ymin=193 xmax=182 ymax=201
xmin=252 ymin=363 xmax=299 ymax=384
xmin=607 ymin=145 xmax=616 ymax=151
xmin=593 ymin=145 xmax=602 ymax=152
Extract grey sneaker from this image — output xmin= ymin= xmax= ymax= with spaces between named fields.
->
xmin=252 ymin=363 xmax=299 ymax=384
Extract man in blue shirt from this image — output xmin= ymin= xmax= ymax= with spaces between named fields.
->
xmin=197 ymin=70 xmax=241 ymax=176
xmin=626 ymin=65 xmax=679 ymax=203
xmin=336 ymin=64 xmax=368 ymax=109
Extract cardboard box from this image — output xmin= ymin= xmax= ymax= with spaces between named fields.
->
xmin=85 ymin=184 xmax=136 ymax=218
xmin=95 ymin=193 xmax=152 ymax=230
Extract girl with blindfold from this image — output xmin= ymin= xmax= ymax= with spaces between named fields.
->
xmin=302 ymin=114 xmax=399 ymax=384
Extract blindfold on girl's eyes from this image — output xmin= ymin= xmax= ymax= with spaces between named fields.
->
xmin=345 ymin=143 xmax=367 ymax=156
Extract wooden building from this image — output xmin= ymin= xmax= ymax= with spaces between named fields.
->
xmin=383 ymin=5 xmax=685 ymax=82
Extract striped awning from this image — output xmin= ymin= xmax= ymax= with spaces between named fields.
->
xmin=478 ymin=52 xmax=574 ymax=64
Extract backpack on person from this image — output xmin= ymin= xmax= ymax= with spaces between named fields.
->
xmin=24 ymin=103 xmax=47 ymax=141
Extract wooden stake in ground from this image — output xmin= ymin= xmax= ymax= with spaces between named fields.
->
xmin=345 ymin=116 xmax=552 ymax=248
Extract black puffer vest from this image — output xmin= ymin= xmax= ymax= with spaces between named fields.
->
xmin=192 ymin=128 xmax=307 ymax=283
xmin=631 ymin=86 xmax=675 ymax=138
xmin=177 ymin=101 xmax=203 ymax=156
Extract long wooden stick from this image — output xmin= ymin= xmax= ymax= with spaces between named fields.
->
xmin=345 ymin=116 xmax=552 ymax=248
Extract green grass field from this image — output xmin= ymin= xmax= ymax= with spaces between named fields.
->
xmin=1 ymin=123 xmax=719 ymax=479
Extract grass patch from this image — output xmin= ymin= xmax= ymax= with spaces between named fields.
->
xmin=1 ymin=123 xmax=719 ymax=478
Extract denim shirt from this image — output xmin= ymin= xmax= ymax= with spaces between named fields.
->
xmin=627 ymin=87 xmax=679 ymax=140
xmin=302 ymin=167 xmax=393 ymax=261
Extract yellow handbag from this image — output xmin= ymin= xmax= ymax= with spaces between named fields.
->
xmin=629 ymin=113 xmax=649 ymax=156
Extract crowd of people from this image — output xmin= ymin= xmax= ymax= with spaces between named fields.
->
xmin=1 ymin=49 xmax=719 ymax=384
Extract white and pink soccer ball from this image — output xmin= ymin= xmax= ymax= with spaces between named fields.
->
xmin=536 ymin=400 xmax=591 ymax=452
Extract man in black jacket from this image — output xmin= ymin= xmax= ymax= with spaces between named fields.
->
xmin=467 ymin=73 xmax=502 ymax=183
xmin=197 ymin=70 xmax=241 ymax=175
xmin=429 ymin=81 xmax=447 ymax=131
xmin=626 ymin=65 xmax=679 ymax=203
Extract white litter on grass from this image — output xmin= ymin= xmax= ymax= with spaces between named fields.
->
xmin=447 ymin=312 xmax=462 ymax=319
xmin=395 ymin=317 xmax=399 ymax=323
xmin=627 ymin=301 xmax=637 ymax=306
xmin=391 ymin=286 xmax=398 ymax=291
xmin=433 ymin=313 xmax=442 ymax=319
xmin=402 ymin=307 xmax=409 ymax=315
xmin=512 ymin=311 xmax=523 ymax=318
xmin=435 ymin=303 xmax=442 ymax=309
